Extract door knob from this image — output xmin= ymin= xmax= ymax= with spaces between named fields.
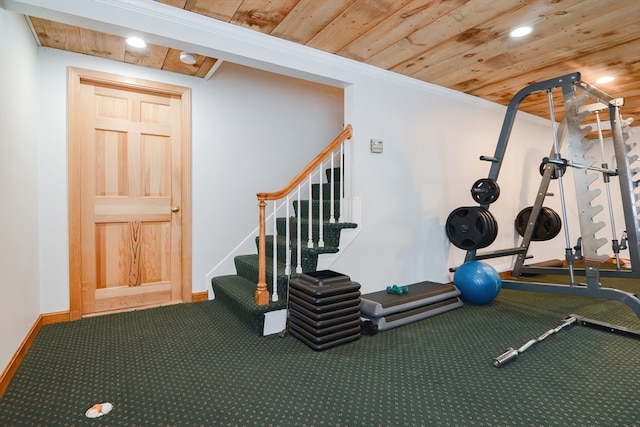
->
xmin=171 ymin=206 xmax=180 ymax=213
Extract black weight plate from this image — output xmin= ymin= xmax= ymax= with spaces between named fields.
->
xmin=488 ymin=211 xmax=498 ymax=246
xmin=477 ymin=208 xmax=489 ymax=247
xmin=488 ymin=210 xmax=498 ymax=246
xmin=537 ymin=207 xmax=561 ymax=241
xmin=515 ymin=207 xmax=532 ymax=237
xmin=539 ymin=162 xmax=566 ymax=180
xmin=470 ymin=178 xmax=500 ymax=205
xmin=446 ymin=207 xmax=481 ymax=250
xmin=476 ymin=208 xmax=491 ymax=248
xmin=479 ymin=208 xmax=498 ymax=248
xmin=551 ymin=209 xmax=561 ymax=239
xmin=515 ymin=206 xmax=561 ymax=241
xmin=534 ymin=208 xmax=554 ymax=241
xmin=515 ymin=206 xmax=543 ymax=241
xmin=545 ymin=208 xmax=559 ymax=240
xmin=446 ymin=207 xmax=494 ymax=250
xmin=552 ymin=209 xmax=562 ymax=236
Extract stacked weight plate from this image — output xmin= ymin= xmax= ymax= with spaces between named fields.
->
xmin=514 ymin=206 xmax=562 ymax=241
xmin=360 ymin=281 xmax=463 ymax=331
xmin=445 ymin=206 xmax=498 ymax=250
xmin=288 ymin=270 xmax=361 ymax=351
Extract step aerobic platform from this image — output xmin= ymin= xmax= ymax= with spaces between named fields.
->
xmin=289 ymin=270 xmax=361 ymax=297
xmin=289 ymin=286 xmax=361 ymax=305
xmin=360 ymin=281 xmax=462 ymax=331
xmin=288 ymin=324 xmax=361 ymax=351
xmin=365 ymin=297 xmax=463 ymax=331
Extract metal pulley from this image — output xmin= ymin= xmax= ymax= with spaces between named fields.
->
xmin=446 ymin=206 xmax=498 ymax=250
xmin=515 ymin=206 xmax=562 ymax=241
xmin=470 ymin=178 xmax=500 ymax=205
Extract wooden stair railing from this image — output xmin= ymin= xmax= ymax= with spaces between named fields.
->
xmin=255 ymin=124 xmax=353 ymax=304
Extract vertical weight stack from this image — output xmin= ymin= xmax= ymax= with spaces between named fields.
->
xmin=288 ymin=270 xmax=361 ymax=351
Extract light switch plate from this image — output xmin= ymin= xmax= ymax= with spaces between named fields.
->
xmin=370 ymin=139 xmax=383 ymax=153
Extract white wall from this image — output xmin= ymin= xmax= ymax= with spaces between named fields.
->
xmin=35 ymin=48 xmax=344 ymax=312
xmin=334 ymin=77 xmax=558 ymax=290
xmin=0 ymin=9 xmax=40 ymax=374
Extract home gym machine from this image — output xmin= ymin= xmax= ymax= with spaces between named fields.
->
xmin=446 ymin=72 xmax=640 ymax=317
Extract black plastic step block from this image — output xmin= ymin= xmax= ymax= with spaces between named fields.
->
xmin=289 ymin=322 xmax=361 ymax=350
xmin=288 ymin=270 xmax=361 ymax=351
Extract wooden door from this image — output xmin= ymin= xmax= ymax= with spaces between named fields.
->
xmin=68 ymin=68 xmax=191 ymax=319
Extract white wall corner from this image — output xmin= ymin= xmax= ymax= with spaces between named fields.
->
xmin=349 ymin=196 xmax=362 ymax=225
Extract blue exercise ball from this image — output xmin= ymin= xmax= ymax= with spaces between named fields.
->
xmin=453 ymin=261 xmax=502 ymax=305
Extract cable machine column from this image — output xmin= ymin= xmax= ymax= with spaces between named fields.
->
xmin=548 ymin=89 xmax=577 ymax=286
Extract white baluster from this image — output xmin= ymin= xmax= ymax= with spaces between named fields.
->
xmin=285 ymin=195 xmax=291 ymax=276
xmin=318 ymin=162 xmax=324 ymax=248
xmin=271 ymin=201 xmax=278 ymax=302
xmin=296 ymin=184 xmax=302 ymax=273
xmin=339 ymin=143 xmax=345 ymax=223
xmin=307 ymin=176 xmax=313 ymax=248
xmin=329 ymin=155 xmax=335 ymax=223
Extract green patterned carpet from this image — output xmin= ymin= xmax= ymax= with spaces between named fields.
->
xmin=1 ymin=282 xmax=639 ymax=426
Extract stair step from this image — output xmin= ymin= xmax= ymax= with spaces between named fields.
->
xmin=293 ymin=200 xmax=341 ymax=220
xmin=262 ymin=235 xmax=341 ymax=254
xmin=311 ymin=182 xmax=342 ymax=200
xmin=234 ymin=253 xmax=320 ymax=290
xmin=276 ymin=217 xmax=357 ymax=247
xmin=260 ymin=235 xmax=338 ymax=270
xmin=326 ymin=167 xmax=341 ymax=183
xmin=211 ymin=274 xmax=286 ymax=335
xmin=234 ymin=254 xmax=291 ymax=295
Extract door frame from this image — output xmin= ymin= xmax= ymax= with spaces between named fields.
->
xmin=67 ymin=67 xmax=192 ymax=320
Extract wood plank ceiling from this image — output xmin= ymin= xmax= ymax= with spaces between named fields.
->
xmin=28 ymin=0 xmax=640 ymax=128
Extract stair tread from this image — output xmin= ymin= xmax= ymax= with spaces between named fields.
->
xmin=236 ymin=253 xmax=321 ymax=277
xmin=211 ymin=274 xmax=286 ymax=314
xmin=211 ymin=274 xmax=286 ymax=335
xmin=236 ymin=253 xmax=325 ymax=273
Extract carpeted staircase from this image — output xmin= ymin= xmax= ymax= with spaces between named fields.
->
xmin=211 ymin=168 xmax=357 ymax=335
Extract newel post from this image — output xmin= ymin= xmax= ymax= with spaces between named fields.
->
xmin=255 ymin=197 xmax=270 ymax=305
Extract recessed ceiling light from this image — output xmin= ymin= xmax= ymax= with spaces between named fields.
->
xmin=126 ymin=37 xmax=147 ymax=48
xmin=509 ymin=26 xmax=532 ymax=38
xmin=595 ymin=76 xmax=615 ymax=84
xmin=179 ymin=52 xmax=197 ymax=65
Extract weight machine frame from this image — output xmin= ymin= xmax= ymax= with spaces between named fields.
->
xmin=464 ymin=72 xmax=640 ymax=317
